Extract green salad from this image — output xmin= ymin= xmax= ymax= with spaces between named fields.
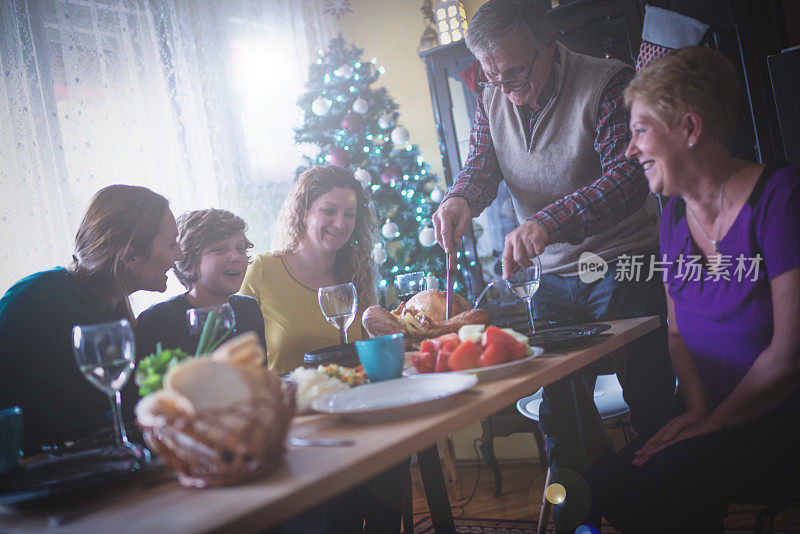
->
xmin=135 ymin=343 xmax=192 ymax=397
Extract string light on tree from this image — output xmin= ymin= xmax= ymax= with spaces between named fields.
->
xmin=336 ymin=64 xmax=354 ymax=78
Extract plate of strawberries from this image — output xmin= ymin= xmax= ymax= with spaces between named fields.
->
xmin=405 ymin=325 xmax=545 ymax=383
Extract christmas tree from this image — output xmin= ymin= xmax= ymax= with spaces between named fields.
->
xmin=295 ymin=35 xmax=470 ymax=305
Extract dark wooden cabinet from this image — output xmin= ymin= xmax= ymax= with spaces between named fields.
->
xmin=420 ymin=0 xmax=794 ymax=307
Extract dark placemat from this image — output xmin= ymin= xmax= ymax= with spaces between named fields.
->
xmin=528 ymin=323 xmax=612 ymax=353
xmin=304 ymin=342 xmax=359 ymax=368
xmin=0 ymin=446 xmax=152 ymax=508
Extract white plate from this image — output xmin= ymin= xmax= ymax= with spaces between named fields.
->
xmin=311 ymin=373 xmax=478 ymax=423
xmin=404 ymin=346 xmax=545 ymax=383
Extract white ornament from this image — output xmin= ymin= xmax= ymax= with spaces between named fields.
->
xmin=391 ymin=126 xmax=410 ymax=145
xmin=372 ymin=244 xmax=388 ymax=264
xmin=425 ymin=274 xmax=439 ymax=291
xmin=429 ymin=187 xmax=444 ymax=203
xmin=418 ymin=227 xmax=436 ymax=247
xmin=354 ymin=168 xmax=372 ymax=187
xmin=352 ymin=97 xmax=369 ymax=115
xmin=382 ymin=220 xmax=399 ymax=239
xmin=337 ymin=64 xmax=354 ymax=79
xmin=311 ymin=96 xmax=332 ymax=116
xmin=378 ymin=113 xmax=394 ymax=130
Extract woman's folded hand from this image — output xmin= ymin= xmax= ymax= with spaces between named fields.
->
xmin=632 ymin=409 xmax=706 ymax=466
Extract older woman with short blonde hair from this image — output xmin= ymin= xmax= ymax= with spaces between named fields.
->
xmin=583 ymin=47 xmax=800 ymax=533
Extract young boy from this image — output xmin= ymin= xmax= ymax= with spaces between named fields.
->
xmin=136 ymin=209 xmax=266 ymax=357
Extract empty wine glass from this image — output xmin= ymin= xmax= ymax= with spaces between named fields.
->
xmin=505 ymin=258 xmax=542 ymax=335
xmin=72 ymin=319 xmax=136 ymax=448
xmin=187 ymin=303 xmax=236 ymax=354
xmin=318 ymin=282 xmax=358 ymax=345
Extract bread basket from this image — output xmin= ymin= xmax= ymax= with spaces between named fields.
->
xmin=139 ymin=380 xmax=296 ymax=488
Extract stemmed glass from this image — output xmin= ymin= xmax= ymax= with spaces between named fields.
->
xmin=187 ymin=303 xmax=236 ymax=354
xmin=318 ymin=282 xmax=358 ymax=345
xmin=72 ymin=319 xmax=136 ymax=448
xmin=506 ymin=258 xmax=542 ymax=335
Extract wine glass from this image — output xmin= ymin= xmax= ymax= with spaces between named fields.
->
xmin=505 ymin=258 xmax=542 ymax=335
xmin=318 ymin=282 xmax=358 ymax=345
xmin=72 ymin=319 xmax=136 ymax=448
xmin=187 ymin=303 xmax=236 ymax=354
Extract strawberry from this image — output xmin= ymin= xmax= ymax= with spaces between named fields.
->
xmin=448 ymin=340 xmax=482 ymax=371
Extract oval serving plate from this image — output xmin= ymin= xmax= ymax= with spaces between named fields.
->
xmin=404 ymin=346 xmax=544 ymax=383
xmin=311 ymin=373 xmax=478 ymax=423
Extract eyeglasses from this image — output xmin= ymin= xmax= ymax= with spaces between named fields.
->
xmin=478 ymin=51 xmax=539 ymax=92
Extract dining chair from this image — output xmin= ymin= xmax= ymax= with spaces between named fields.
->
xmin=516 ymin=373 xmax=633 ymax=534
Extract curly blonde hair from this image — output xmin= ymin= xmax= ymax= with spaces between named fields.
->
xmin=624 ymin=46 xmax=743 ymax=146
xmin=272 ymin=166 xmax=378 ymax=305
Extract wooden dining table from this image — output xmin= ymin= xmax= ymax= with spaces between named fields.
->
xmin=0 ymin=316 xmax=659 ymax=534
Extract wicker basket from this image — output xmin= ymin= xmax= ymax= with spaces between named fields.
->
xmin=139 ymin=380 xmax=296 ymax=488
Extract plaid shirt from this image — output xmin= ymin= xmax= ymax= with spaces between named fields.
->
xmin=443 ymin=66 xmax=649 ymax=246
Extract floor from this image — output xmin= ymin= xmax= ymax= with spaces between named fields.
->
xmin=409 ymin=459 xmax=800 ymax=532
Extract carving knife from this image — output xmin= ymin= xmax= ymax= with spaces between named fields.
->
xmin=445 ymin=252 xmax=453 ymax=320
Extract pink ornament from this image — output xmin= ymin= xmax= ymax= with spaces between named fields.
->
xmin=340 ymin=112 xmax=364 ymax=134
xmin=329 ymin=147 xmax=349 ymax=168
xmin=380 ymin=165 xmax=402 ymax=184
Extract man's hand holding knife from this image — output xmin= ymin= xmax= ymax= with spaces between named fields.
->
xmin=433 ymin=196 xmax=548 ymax=278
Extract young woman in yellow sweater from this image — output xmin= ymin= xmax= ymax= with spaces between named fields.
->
xmin=240 ymin=165 xmax=377 ymax=374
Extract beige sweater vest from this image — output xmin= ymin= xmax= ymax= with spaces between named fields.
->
xmin=484 ymin=44 xmax=659 ymax=275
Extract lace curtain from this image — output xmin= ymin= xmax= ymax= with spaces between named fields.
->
xmin=0 ymin=0 xmax=333 ymax=313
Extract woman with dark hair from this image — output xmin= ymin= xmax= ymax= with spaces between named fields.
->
xmin=0 ymin=184 xmax=183 ymax=455
xmin=135 ymin=208 xmax=266 ymax=358
xmin=240 ymin=165 xmax=377 ymax=374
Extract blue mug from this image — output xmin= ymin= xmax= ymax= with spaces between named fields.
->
xmin=355 ymin=333 xmax=405 ymax=382
xmin=0 ymin=406 xmax=23 ymax=474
